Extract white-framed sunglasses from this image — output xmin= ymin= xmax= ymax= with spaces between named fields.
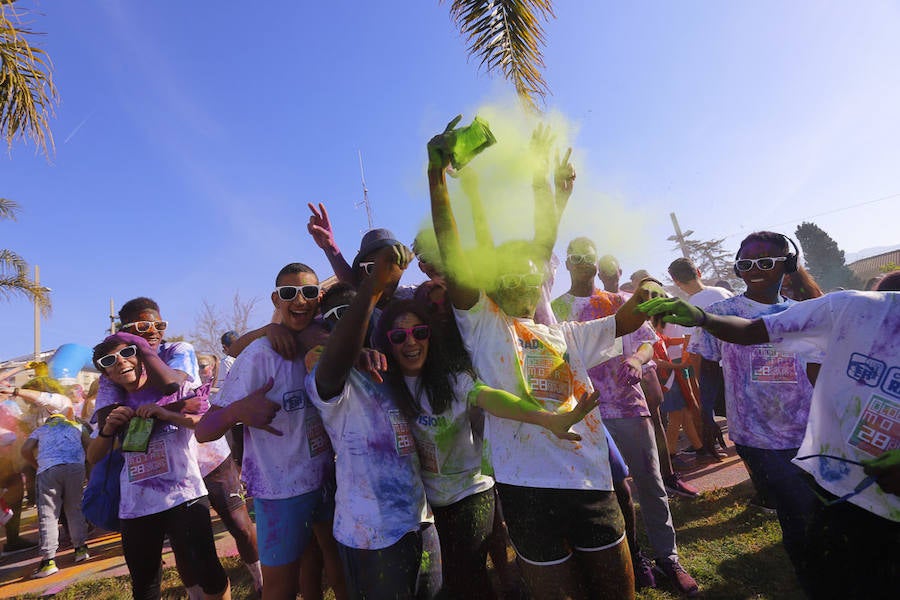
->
xmin=567 ymin=254 xmax=597 ymax=265
xmin=498 ymin=273 xmax=543 ymax=290
xmin=735 ymin=257 xmax=787 ymax=272
xmin=121 ymin=320 xmax=168 ymax=333
xmin=97 ymin=345 xmax=138 ymax=369
xmin=359 ymin=261 xmax=375 ymax=275
xmin=275 ymin=285 xmax=320 ymax=301
xmin=322 ymin=304 xmax=350 ymax=321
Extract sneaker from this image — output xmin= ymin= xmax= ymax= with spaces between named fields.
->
xmin=664 ymin=473 xmax=700 ymax=498
xmin=632 ymin=550 xmax=656 ymax=590
xmin=748 ymin=495 xmax=777 ymax=515
xmin=33 ymin=558 xmax=59 ymax=578
xmin=74 ymin=545 xmax=90 ymax=563
xmin=1 ymin=538 xmax=38 ymax=557
xmin=655 ymin=557 xmax=700 ymax=597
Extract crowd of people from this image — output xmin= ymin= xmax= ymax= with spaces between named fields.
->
xmin=1 ymin=119 xmax=899 ymax=599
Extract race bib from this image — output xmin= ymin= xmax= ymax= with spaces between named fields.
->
xmin=750 ymin=346 xmax=798 ymax=383
xmin=126 ymin=439 xmax=171 ymax=483
xmin=306 ymin=414 xmax=331 ymax=458
xmin=847 ymin=394 xmax=900 ymax=457
xmin=416 ymin=439 xmax=439 ymax=473
xmin=388 ymin=409 xmax=415 ymax=456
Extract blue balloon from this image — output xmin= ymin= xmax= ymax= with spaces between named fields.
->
xmin=48 ymin=343 xmax=93 ymax=381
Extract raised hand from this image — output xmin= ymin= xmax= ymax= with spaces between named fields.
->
xmin=307 ymin=202 xmax=339 ymax=254
xmin=232 ymin=378 xmax=282 ymax=436
xmin=554 ymin=147 xmax=576 ymax=200
xmin=638 ymin=297 xmax=705 ymax=327
xmin=428 ymin=115 xmax=462 ymax=170
xmin=530 ymin=123 xmax=555 ymax=173
xmin=108 ymin=331 xmax=154 ymax=355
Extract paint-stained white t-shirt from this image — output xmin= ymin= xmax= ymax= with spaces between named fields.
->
xmin=454 ymin=293 xmax=621 ymax=491
xmin=763 ymin=291 xmax=900 ymax=521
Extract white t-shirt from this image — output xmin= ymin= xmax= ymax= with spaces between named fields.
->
xmin=454 ymin=293 xmax=621 ymax=490
xmin=763 ymin=291 xmax=900 ymax=521
xmin=667 ymin=286 xmax=735 ymax=357
xmin=689 ymin=295 xmax=814 ymax=449
xmin=308 ymin=368 xmax=431 ymax=550
xmin=214 ymin=338 xmax=333 ymax=500
xmin=101 ymin=382 xmax=208 ymax=520
xmin=406 ymin=371 xmax=493 ymax=507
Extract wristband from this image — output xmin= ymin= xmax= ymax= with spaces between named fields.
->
xmin=12 ymin=387 xmax=19 ymax=398
xmin=98 ymin=429 xmax=115 ymax=439
xmin=697 ymin=308 xmax=708 ymax=327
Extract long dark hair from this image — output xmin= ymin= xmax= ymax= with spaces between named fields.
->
xmin=373 ymin=299 xmax=473 ymax=417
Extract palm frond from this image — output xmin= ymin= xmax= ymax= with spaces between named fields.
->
xmin=0 ymin=248 xmax=51 ymax=314
xmin=445 ymin=0 xmax=554 ymax=112
xmin=0 ymin=197 xmax=20 ymax=220
xmin=0 ymin=1 xmax=58 ymax=157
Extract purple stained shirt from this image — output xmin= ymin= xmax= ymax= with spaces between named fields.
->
xmin=689 ymin=295 xmax=814 ymax=449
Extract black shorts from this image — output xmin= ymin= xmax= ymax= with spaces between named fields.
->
xmin=495 ymin=483 xmax=625 ymax=564
xmin=204 ymin=455 xmax=245 ymax=515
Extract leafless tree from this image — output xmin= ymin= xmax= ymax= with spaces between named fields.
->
xmin=188 ymin=293 xmax=259 ymax=356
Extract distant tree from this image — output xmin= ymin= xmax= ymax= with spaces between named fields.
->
xmin=188 ymin=293 xmax=259 ymax=356
xmin=794 ymin=222 xmax=860 ymax=291
xmin=879 ymin=262 xmax=899 ymax=274
xmin=675 ymin=234 xmax=744 ymax=291
xmin=1 ymin=198 xmax=50 ymax=313
xmin=1 ymin=0 xmax=58 ymax=157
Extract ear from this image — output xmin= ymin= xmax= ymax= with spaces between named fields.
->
xmin=271 ymin=291 xmax=279 ymax=308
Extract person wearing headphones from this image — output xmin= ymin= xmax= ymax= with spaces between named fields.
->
xmin=686 ymin=231 xmax=822 ymax=594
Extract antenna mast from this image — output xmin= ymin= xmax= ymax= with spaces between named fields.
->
xmin=356 ymin=150 xmax=374 ymax=230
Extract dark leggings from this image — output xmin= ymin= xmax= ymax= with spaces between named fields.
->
xmin=338 ymin=530 xmax=422 ymax=600
xmin=432 ymin=488 xmax=495 ymax=599
xmin=120 ymin=496 xmax=228 ymax=600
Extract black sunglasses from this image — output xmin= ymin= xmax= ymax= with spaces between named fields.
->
xmin=274 ymin=285 xmax=320 ymax=301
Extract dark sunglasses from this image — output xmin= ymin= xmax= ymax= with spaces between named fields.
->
xmin=121 ymin=320 xmax=168 ymax=333
xmin=323 ymin=304 xmax=350 ymax=321
xmin=97 ymin=345 xmax=138 ymax=369
xmin=735 ymin=257 xmax=787 ymax=272
xmin=387 ymin=325 xmax=431 ymax=345
xmin=275 ymin=285 xmax=320 ymax=301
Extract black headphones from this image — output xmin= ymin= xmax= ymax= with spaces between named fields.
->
xmin=734 ymin=233 xmax=800 ymax=276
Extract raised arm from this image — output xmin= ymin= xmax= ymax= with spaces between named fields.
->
xmin=614 ymin=278 xmax=668 ymax=336
xmin=315 ymin=244 xmax=411 ymax=399
xmin=111 ymin=332 xmax=186 ymax=394
xmin=428 ymin=115 xmax=480 ymax=311
xmin=532 ymin=125 xmax=574 ymax=265
xmin=307 ymin=202 xmax=357 ymax=285
xmin=638 ymin=297 xmax=770 ymax=345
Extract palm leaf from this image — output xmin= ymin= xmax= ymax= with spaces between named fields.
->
xmin=0 ymin=0 xmax=58 ymax=157
xmin=444 ymin=0 xmax=554 ymax=112
xmin=0 ymin=197 xmax=20 ymax=220
xmin=0 ymin=248 xmax=51 ymax=314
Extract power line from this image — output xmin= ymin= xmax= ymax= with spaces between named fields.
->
xmin=721 ymin=191 xmax=900 ymax=240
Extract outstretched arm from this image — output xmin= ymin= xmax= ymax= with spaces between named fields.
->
xmin=428 ymin=115 xmax=480 ymax=311
xmin=315 ymin=244 xmax=411 ymax=400
xmin=307 ymin=202 xmax=357 ymax=285
xmin=475 ymin=386 xmax=600 ymax=441
xmin=638 ymin=297 xmax=770 ymax=345
xmin=614 ymin=278 xmax=668 ymax=336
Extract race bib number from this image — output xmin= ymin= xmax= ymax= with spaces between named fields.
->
xmin=847 ymin=394 xmax=900 ymax=457
xmin=416 ymin=439 xmax=439 ymax=473
xmin=306 ymin=415 xmax=331 ymax=458
xmin=750 ymin=347 xmax=798 ymax=383
xmin=126 ymin=440 xmax=171 ymax=483
xmin=388 ymin=410 xmax=415 ymax=456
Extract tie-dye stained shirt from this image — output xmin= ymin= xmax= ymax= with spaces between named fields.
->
xmin=308 ymin=368 xmax=431 ymax=550
xmin=454 ymin=293 xmax=622 ymax=491
xmin=688 ymin=295 xmax=813 ymax=449
xmin=552 ymin=291 xmax=658 ymax=419
xmin=214 ymin=338 xmax=333 ymax=500
xmin=763 ymin=291 xmax=900 ymax=521
xmin=28 ymin=415 xmax=86 ymax=474
xmin=405 ymin=372 xmax=493 ymax=508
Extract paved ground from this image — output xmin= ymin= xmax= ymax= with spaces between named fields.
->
xmin=1 ymin=425 xmax=750 ymax=598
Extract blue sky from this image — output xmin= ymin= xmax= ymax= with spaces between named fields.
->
xmin=2 ymin=1 xmax=899 ymax=360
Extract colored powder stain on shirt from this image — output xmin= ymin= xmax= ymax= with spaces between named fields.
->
xmin=817 ymin=457 xmax=851 ymax=482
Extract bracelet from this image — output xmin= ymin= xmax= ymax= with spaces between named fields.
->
xmin=696 ymin=308 xmax=708 ymax=327
xmin=12 ymin=387 xmax=18 ymax=398
xmin=98 ymin=429 xmax=115 ymax=439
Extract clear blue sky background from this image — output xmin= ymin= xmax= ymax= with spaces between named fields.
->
xmin=3 ymin=1 xmax=899 ymax=360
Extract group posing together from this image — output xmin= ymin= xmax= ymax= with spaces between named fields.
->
xmin=25 ymin=119 xmax=900 ymax=600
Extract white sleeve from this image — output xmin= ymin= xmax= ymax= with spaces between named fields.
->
xmin=561 ymin=316 xmax=621 ymax=368
xmin=762 ymin=295 xmax=833 ymax=361
xmin=213 ymin=342 xmax=271 ymax=408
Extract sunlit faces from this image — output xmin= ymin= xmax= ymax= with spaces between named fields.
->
xmin=737 ymin=241 xmax=786 ymax=299
xmin=389 ymin=313 xmax=429 ymax=377
xmin=489 ymin=258 xmax=544 ymax=318
xmin=566 ymin=240 xmax=599 ymax=282
xmin=272 ymin=271 xmax=320 ymax=332
xmin=122 ymin=309 xmax=165 ymax=350
xmin=100 ymin=343 xmax=144 ymax=390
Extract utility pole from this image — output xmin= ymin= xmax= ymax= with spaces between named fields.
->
xmin=356 ymin=150 xmax=375 ymax=230
xmin=109 ymin=298 xmax=117 ymax=334
xmin=33 ymin=265 xmax=41 ymax=362
xmin=668 ymin=212 xmax=694 ymax=259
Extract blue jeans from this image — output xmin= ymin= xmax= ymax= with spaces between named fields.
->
xmin=734 ymin=444 xmax=817 ymax=592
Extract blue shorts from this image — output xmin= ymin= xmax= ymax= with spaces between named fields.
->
xmin=254 ymin=486 xmax=334 ymax=567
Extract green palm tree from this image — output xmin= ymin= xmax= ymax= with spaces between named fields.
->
xmin=0 ymin=198 xmax=51 ymax=313
xmin=0 ymin=0 xmax=58 ymax=157
xmin=444 ymin=0 xmax=555 ymax=112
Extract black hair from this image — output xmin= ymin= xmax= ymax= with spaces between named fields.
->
xmin=736 ymin=231 xmax=791 ymax=259
xmin=275 ymin=263 xmax=317 ymax=287
xmin=321 ymin=281 xmax=356 ymax=309
xmin=373 ymin=299 xmax=472 ymax=417
xmin=92 ymin=338 xmax=126 ymax=371
xmin=876 ymin=270 xmax=900 ymax=291
xmin=119 ymin=297 xmax=159 ymax=323
xmin=667 ymin=258 xmax=698 ymax=284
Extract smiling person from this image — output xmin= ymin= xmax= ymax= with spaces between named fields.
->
xmin=195 ymin=263 xmax=344 ymax=600
xmin=686 ymin=231 xmax=822 ymax=593
xmin=87 ymin=336 xmax=230 ymax=600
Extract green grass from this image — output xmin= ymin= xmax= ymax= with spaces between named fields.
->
xmin=14 ymin=480 xmax=803 ymax=599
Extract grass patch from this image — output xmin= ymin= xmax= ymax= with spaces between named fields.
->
xmin=12 ymin=480 xmax=803 ymax=599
